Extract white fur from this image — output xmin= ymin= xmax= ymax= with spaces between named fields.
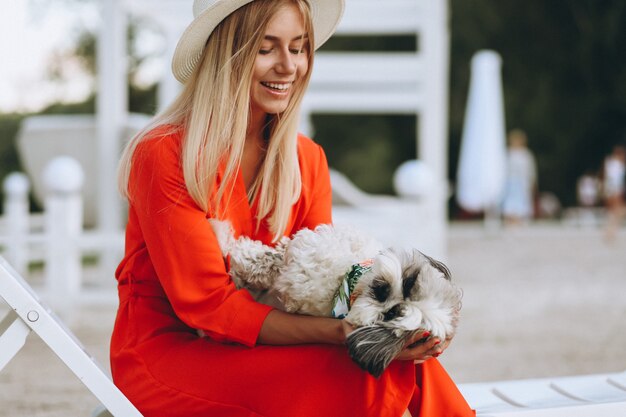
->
xmin=209 ymin=219 xmax=462 ymax=338
xmin=208 ymin=220 xmax=463 ymax=376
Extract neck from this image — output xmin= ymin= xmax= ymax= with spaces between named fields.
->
xmin=248 ymin=108 xmax=269 ymax=140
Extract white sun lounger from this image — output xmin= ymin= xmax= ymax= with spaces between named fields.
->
xmin=460 ymin=371 xmax=626 ymax=416
xmin=0 ymin=255 xmax=142 ymax=417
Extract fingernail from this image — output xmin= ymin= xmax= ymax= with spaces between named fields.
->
xmin=422 ymin=331 xmax=430 ymax=338
xmin=434 ymin=340 xmax=441 ymax=345
xmin=433 ymin=352 xmax=441 ymax=358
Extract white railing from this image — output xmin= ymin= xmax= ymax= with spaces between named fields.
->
xmin=0 ymin=157 xmax=123 ymax=310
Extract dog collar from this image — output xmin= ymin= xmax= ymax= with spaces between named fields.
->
xmin=331 ymin=259 xmax=374 ymax=319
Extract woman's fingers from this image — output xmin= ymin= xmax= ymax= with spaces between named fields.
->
xmin=405 ymin=330 xmax=430 ymax=347
xmin=396 ymin=336 xmax=440 ymax=361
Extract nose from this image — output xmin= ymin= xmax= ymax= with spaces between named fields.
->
xmin=276 ymin=48 xmax=297 ymax=74
xmin=383 ymin=304 xmax=404 ymax=322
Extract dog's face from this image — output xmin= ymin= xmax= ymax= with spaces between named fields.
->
xmin=345 ymin=248 xmax=460 ymax=377
xmin=346 ymin=248 xmax=451 ymax=330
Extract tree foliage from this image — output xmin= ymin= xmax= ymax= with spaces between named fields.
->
xmin=449 ymin=0 xmax=626 ymax=207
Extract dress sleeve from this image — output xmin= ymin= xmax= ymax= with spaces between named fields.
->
xmin=298 ymin=141 xmax=333 ymax=230
xmin=128 ymin=136 xmax=273 ymax=347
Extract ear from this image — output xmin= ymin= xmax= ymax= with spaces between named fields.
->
xmin=346 ymin=326 xmax=406 ymax=378
xmin=420 ymin=251 xmax=452 ymax=281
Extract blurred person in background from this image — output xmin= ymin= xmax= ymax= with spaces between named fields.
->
xmin=576 ymin=170 xmax=601 ymax=226
xmin=602 ymin=145 xmax=626 ymax=241
xmin=578 ymin=170 xmax=601 ymax=208
xmin=502 ymin=129 xmax=538 ymax=225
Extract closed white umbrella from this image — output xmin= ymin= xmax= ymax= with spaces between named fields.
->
xmin=456 ymin=50 xmax=507 ymax=224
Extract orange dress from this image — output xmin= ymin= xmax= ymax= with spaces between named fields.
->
xmin=110 ymin=127 xmax=475 ymax=417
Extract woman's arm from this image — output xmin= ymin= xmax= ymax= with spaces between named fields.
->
xmin=128 ymin=133 xmax=274 ymax=347
xmin=257 ymin=310 xmax=348 ymax=345
xmin=258 ymin=310 xmax=444 ymax=365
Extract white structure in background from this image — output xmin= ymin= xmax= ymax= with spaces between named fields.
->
xmin=456 ymin=50 xmax=507 ymax=228
xmin=42 ymin=157 xmax=85 ymax=307
xmin=1 ymin=173 xmax=30 ymax=276
xmin=1 ymin=158 xmax=124 ymax=309
xmin=125 ymin=0 xmax=192 ymax=112
xmin=97 ymin=0 xmax=128 ymax=234
xmin=127 ymin=0 xmax=451 ymax=258
xmin=393 ymin=160 xmax=436 ymax=199
xmin=304 ymin=0 xmax=450 ymax=259
xmin=2 ymin=0 xmax=450 ymax=287
xmin=16 ymin=114 xmax=151 ymax=227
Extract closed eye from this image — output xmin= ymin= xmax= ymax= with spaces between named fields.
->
xmin=370 ymin=280 xmax=391 ymax=303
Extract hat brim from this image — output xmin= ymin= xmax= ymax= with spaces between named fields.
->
xmin=172 ymin=0 xmax=345 ymax=83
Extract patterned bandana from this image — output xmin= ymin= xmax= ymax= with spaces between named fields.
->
xmin=331 ymin=259 xmax=374 ymax=319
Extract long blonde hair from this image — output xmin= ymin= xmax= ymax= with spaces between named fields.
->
xmin=118 ymin=0 xmax=315 ymax=240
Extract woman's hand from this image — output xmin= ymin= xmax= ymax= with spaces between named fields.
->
xmin=396 ymin=332 xmax=452 ymax=364
xmin=341 ymin=323 xmax=452 ymax=364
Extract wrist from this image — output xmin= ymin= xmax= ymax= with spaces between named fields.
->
xmin=338 ymin=319 xmax=354 ymax=345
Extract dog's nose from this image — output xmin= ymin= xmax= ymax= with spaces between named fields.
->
xmin=383 ymin=304 xmax=403 ymax=321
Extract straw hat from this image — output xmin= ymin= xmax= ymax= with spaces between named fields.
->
xmin=172 ymin=0 xmax=345 ymax=83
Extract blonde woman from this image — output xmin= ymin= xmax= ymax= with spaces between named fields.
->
xmin=111 ymin=1 xmax=474 ymax=416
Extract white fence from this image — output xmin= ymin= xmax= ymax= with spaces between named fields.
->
xmin=0 ymin=156 xmax=443 ymax=313
xmin=0 ymin=158 xmax=123 ymax=309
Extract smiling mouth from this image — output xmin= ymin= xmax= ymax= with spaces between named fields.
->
xmin=261 ymin=81 xmax=292 ymax=92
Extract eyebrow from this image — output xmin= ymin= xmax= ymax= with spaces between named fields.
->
xmin=263 ymin=34 xmax=309 ymax=42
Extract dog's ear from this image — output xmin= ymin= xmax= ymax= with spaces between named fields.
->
xmin=420 ymin=251 xmax=452 ymax=281
xmin=346 ymin=326 xmax=406 ymax=378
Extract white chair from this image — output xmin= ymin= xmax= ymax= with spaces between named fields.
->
xmin=0 ymin=255 xmax=142 ymax=416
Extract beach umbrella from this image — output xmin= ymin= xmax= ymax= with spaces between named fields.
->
xmin=455 ymin=50 xmax=507 ymax=216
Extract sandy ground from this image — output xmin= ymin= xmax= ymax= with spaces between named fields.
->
xmin=1 ymin=222 xmax=625 ymax=416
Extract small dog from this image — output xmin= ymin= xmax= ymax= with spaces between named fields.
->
xmin=210 ymin=220 xmax=462 ymax=377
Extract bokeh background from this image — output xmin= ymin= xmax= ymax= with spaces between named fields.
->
xmin=2 ymin=0 xmax=625 ymax=214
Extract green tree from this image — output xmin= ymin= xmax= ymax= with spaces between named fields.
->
xmin=449 ymin=0 xmax=626 ymax=208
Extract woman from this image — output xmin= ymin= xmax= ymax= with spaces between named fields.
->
xmin=111 ymin=0 xmax=474 ymax=416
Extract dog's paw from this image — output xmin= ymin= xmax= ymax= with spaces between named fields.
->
xmin=345 ymin=325 xmax=406 ymax=378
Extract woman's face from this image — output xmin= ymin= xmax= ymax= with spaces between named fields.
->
xmin=250 ymin=3 xmax=309 ymax=119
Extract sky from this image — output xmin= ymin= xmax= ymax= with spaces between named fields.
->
xmin=0 ymin=1 xmax=99 ymax=112
xmin=0 ymin=0 xmax=165 ymax=113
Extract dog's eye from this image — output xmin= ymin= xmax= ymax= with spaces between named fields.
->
xmin=383 ymin=304 xmax=402 ymax=321
xmin=371 ymin=280 xmax=391 ymax=302
xmin=402 ymin=275 xmax=417 ymax=298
